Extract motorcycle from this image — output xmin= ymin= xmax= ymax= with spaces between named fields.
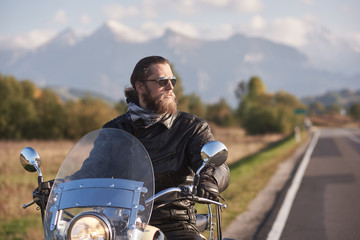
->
xmin=20 ymin=128 xmax=232 ymax=240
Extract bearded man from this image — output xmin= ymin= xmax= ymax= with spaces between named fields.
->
xmin=103 ymin=56 xmax=230 ymax=239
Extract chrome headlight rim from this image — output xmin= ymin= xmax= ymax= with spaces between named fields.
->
xmin=66 ymin=211 xmax=113 ymax=240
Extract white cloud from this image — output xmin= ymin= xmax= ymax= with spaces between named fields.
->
xmin=232 ymin=0 xmax=263 ymax=13
xmin=80 ymin=14 xmax=91 ymax=25
xmin=193 ymin=0 xmax=263 ymax=13
xmin=53 ymin=9 xmax=69 ymax=24
xmin=200 ymin=24 xmax=234 ymax=40
xmin=106 ymin=20 xmax=149 ymax=43
xmin=141 ymin=0 xmax=160 ymax=18
xmin=244 ymin=52 xmax=264 ymax=63
xmin=243 ymin=16 xmax=308 ymax=47
xmin=168 ymin=0 xmax=199 ymax=15
xmin=179 ymin=0 xmax=196 ymax=8
xmin=291 ymin=20 xmax=360 ymax=75
xmin=269 ymin=17 xmax=308 ymax=47
xmin=248 ymin=17 xmax=309 ymax=48
xmin=105 ymin=20 xmax=200 ymax=43
xmin=140 ymin=22 xmax=164 ymax=39
xmin=0 ymin=30 xmax=56 ymax=50
xmin=165 ymin=21 xmax=199 ymax=39
xmin=251 ymin=15 xmax=266 ymax=30
xmin=349 ymin=32 xmax=360 ymax=53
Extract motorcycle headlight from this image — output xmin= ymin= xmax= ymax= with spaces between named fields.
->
xmin=67 ymin=212 xmax=112 ymax=240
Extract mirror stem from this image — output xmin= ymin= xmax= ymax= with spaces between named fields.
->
xmin=193 ymin=161 xmax=207 ymax=194
xmin=36 ymin=165 xmax=43 ymax=185
xmin=38 ymin=175 xmax=43 ymax=185
xmin=195 ymin=161 xmax=207 ymax=176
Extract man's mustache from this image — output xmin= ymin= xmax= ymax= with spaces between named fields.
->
xmin=160 ymin=92 xmax=175 ymax=98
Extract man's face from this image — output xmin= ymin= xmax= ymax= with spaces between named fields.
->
xmin=140 ymin=63 xmax=177 ymax=114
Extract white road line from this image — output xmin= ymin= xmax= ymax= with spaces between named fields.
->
xmin=266 ymin=130 xmax=320 ymax=240
xmin=346 ymin=131 xmax=360 ymax=144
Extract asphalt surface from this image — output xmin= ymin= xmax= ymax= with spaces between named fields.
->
xmin=224 ymin=128 xmax=360 ymax=240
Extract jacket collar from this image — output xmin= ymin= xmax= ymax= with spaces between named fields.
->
xmin=126 ymin=110 xmax=178 ymax=129
xmin=160 ymin=113 xmax=177 ymax=129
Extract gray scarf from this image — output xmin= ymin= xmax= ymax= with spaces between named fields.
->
xmin=127 ymin=102 xmax=174 ymax=128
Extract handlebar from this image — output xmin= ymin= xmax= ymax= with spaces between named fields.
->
xmin=23 ymin=200 xmax=36 ymax=209
xmin=145 ymin=186 xmax=227 ymax=208
xmin=145 ymin=187 xmax=182 ymax=204
xmin=190 ymin=195 xmax=227 ymax=208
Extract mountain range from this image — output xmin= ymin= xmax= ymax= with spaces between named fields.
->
xmin=302 ymin=89 xmax=360 ymax=107
xmin=1 ymin=22 xmax=359 ymax=107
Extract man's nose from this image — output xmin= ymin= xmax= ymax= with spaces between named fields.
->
xmin=165 ymin=80 xmax=174 ymax=90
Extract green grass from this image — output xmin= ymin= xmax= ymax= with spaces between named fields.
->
xmin=0 ymin=216 xmax=43 ymax=240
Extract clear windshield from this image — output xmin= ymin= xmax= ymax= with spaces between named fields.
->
xmin=43 ymin=128 xmax=154 ymax=240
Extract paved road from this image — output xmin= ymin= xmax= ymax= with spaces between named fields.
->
xmin=255 ymin=128 xmax=360 ymax=240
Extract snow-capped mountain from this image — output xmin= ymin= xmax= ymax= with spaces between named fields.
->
xmin=1 ymin=23 xmax=359 ymax=107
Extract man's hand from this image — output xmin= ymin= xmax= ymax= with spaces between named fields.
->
xmin=197 ymin=181 xmax=219 ymax=201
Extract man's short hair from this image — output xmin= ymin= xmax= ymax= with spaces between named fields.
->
xmin=125 ymin=56 xmax=169 ymax=104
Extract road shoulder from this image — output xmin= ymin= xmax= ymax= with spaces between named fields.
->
xmin=224 ymin=136 xmax=312 ymax=239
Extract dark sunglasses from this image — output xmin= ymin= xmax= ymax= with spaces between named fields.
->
xmin=143 ymin=76 xmax=176 ymax=87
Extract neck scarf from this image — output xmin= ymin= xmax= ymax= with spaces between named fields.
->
xmin=127 ymin=102 xmax=172 ymax=128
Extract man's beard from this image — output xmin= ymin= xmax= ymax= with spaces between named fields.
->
xmin=142 ymin=86 xmax=178 ymax=114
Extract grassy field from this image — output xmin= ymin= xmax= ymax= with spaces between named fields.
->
xmin=0 ymin=140 xmax=74 ymax=240
xmin=0 ymin=127 xmax=302 ymax=240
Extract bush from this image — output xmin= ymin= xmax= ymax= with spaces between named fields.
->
xmin=237 ymin=77 xmax=305 ymax=135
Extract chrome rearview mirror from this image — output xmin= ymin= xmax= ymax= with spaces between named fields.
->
xmin=20 ymin=147 xmax=41 ymax=173
xmin=200 ymin=141 xmax=228 ymax=167
xmin=193 ymin=141 xmax=228 ymax=193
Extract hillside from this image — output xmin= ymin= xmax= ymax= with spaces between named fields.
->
xmin=302 ymin=88 xmax=360 ymax=107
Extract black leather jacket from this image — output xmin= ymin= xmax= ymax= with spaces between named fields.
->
xmin=103 ymin=110 xmax=230 ymax=228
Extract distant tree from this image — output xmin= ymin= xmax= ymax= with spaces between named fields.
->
xmin=275 ymin=91 xmax=301 ymax=106
xmin=21 ymin=80 xmax=40 ymax=99
xmin=0 ymin=75 xmax=37 ymax=139
xmin=64 ymin=95 xmax=118 ymax=139
xmin=309 ymin=101 xmax=325 ymax=116
xmin=207 ymin=98 xmax=235 ymax=127
xmin=33 ymin=88 xmax=66 ymax=139
xmin=236 ymin=76 xmax=305 ymax=135
xmin=187 ymin=93 xmax=206 ymax=118
xmin=241 ymin=106 xmax=279 ymax=134
xmin=248 ymin=76 xmax=266 ymax=98
xmin=348 ymin=103 xmax=360 ymax=121
xmin=171 ymin=65 xmax=188 ymax=112
xmin=114 ymin=99 xmax=128 ymax=114
xmin=326 ymin=103 xmax=342 ymax=115
xmin=235 ymin=80 xmax=248 ymax=101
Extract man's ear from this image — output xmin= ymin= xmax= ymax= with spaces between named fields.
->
xmin=135 ymin=81 xmax=145 ymax=94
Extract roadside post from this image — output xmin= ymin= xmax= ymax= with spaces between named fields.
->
xmin=294 ymin=108 xmax=308 ymax=142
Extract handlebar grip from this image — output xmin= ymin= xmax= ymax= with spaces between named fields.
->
xmin=191 ymin=195 xmax=227 ymax=208
xmin=23 ymin=200 xmax=36 ymax=209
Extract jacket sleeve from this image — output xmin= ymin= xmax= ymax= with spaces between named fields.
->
xmin=212 ymin=163 xmax=230 ymax=193
xmin=188 ymin=118 xmax=230 ymax=193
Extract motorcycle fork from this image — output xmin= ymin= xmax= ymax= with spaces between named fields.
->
xmin=207 ymin=204 xmax=214 ymax=240
xmin=207 ymin=204 xmax=223 ymax=240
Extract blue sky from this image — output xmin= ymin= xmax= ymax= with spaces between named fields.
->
xmin=1 ymin=0 xmax=359 ymax=74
